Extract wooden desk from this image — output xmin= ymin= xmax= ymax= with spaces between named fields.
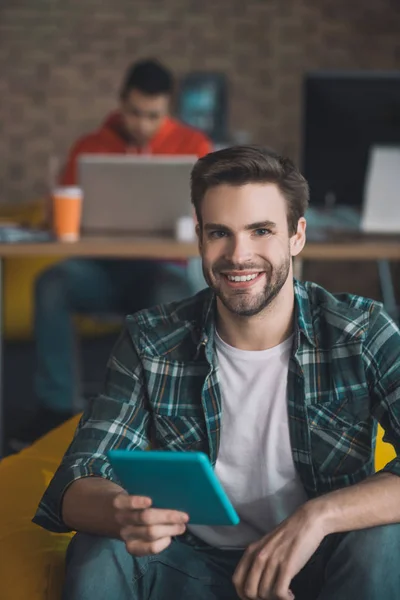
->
xmin=0 ymin=232 xmax=399 ymax=457
xmin=0 ymin=235 xmax=200 ymax=260
xmin=302 ymin=238 xmax=400 ymax=261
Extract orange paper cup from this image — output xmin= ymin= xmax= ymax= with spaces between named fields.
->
xmin=52 ymin=186 xmax=83 ymax=242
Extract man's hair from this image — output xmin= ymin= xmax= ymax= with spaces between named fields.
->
xmin=191 ymin=145 xmax=309 ymax=235
xmin=120 ymin=59 xmax=174 ymax=99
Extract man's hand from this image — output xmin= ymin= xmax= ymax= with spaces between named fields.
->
xmin=113 ymin=493 xmax=189 ymax=556
xmin=232 ymin=503 xmax=326 ymax=600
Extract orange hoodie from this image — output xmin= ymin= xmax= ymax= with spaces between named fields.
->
xmin=60 ymin=112 xmax=212 ymax=185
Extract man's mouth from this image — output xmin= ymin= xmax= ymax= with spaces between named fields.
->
xmin=221 ymin=271 xmax=264 ymax=287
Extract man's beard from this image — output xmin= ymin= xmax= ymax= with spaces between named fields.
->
xmin=203 ymin=255 xmax=291 ymax=317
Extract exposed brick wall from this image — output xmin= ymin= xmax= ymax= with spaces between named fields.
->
xmin=0 ymin=0 xmax=400 ymax=204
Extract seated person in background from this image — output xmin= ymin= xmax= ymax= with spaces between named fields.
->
xmin=19 ymin=59 xmax=211 ymax=444
xmin=34 ymin=146 xmax=400 ymax=600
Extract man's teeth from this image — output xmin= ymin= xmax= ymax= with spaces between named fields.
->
xmin=226 ymin=273 xmax=260 ymax=282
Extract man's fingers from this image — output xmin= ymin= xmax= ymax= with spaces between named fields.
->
xmin=113 ymin=494 xmax=189 ymax=528
xmin=134 ymin=507 xmax=189 ymax=526
xmin=125 ymin=535 xmax=172 ymax=557
xmin=232 ymin=545 xmax=256 ymax=599
xmin=255 ymin=558 xmax=279 ymax=599
xmin=120 ymin=523 xmax=187 ymax=543
xmin=113 ymin=494 xmax=152 ymax=511
xmin=271 ymin=565 xmax=295 ymax=600
xmin=240 ymin=552 xmax=272 ymax=600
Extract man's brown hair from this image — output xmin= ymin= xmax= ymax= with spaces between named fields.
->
xmin=191 ymin=145 xmax=309 ymax=235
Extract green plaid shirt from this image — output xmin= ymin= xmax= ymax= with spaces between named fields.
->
xmin=34 ymin=280 xmax=400 ymax=533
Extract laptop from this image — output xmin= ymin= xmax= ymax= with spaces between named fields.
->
xmin=78 ymin=155 xmax=197 ymax=234
xmin=361 ymin=146 xmax=400 ymax=234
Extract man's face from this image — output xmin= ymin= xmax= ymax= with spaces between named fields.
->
xmin=198 ymin=183 xmax=305 ymax=317
xmin=120 ymin=89 xmax=170 ymax=146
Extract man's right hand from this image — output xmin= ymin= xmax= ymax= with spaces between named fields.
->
xmin=113 ymin=493 xmax=189 ymax=556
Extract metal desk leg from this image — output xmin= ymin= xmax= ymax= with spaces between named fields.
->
xmin=377 ymin=259 xmax=399 ymax=323
xmin=0 ymin=257 xmax=4 ymax=458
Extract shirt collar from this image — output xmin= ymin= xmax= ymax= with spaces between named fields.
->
xmin=293 ymin=279 xmax=316 ymax=348
xmin=192 ymin=290 xmax=215 ymax=361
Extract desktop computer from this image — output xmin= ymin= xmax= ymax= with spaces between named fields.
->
xmin=301 ymin=70 xmax=400 ymax=233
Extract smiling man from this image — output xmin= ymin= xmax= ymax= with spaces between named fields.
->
xmin=34 ymin=146 xmax=400 ymax=600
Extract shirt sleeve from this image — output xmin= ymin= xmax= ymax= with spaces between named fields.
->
xmin=363 ymin=303 xmax=400 ymax=477
xmin=32 ymin=323 xmax=150 ymax=532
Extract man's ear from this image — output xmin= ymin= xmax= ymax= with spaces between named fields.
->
xmin=290 ymin=217 xmax=306 ymax=257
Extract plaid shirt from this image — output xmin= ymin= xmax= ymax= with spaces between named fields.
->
xmin=34 ymin=280 xmax=400 ymax=533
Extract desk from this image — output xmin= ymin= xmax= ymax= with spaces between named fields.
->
xmin=1 ymin=232 xmax=399 ymax=456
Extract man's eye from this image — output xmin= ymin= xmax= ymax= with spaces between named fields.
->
xmin=254 ymin=228 xmax=271 ymax=236
xmin=209 ymin=230 xmax=227 ymax=239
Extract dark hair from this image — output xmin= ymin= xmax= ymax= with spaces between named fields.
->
xmin=191 ymin=145 xmax=309 ymax=235
xmin=120 ymin=59 xmax=174 ymax=99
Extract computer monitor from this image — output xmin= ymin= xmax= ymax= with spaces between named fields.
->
xmin=301 ymin=71 xmax=400 ymax=209
xmin=176 ymin=73 xmax=228 ymax=144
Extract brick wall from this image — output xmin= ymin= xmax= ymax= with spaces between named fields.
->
xmin=1 ymin=0 xmax=400 ymax=204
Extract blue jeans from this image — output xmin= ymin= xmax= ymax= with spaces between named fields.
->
xmin=63 ymin=524 xmax=400 ymax=599
xmin=34 ymin=258 xmax=204 ymax=413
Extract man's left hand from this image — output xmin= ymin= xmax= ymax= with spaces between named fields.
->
xmin=232 ymin=503 xmax=327 ymax=600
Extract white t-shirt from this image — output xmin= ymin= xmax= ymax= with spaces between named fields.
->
xmin=189 ymin=332 xmax=308 ymax=548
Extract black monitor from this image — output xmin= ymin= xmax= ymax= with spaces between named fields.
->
xmin=301 ymin=71 xmax=400 ymax=209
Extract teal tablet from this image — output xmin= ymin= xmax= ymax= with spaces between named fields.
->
xmin=107 ymin=450 xmax=240 ymax=526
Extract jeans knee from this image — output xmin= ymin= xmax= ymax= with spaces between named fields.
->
xmin=323 ymin=524 xmax=400 ymax=599
xmin=63 ymin=533 xmax=133 ymax=600
xmin=336 ymin=523 xmax=400 ymax=576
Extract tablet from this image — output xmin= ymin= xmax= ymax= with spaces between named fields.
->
xmin=107 ymin=450 xmax=240 ymax=526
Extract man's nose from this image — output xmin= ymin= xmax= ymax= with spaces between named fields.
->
xmin=225 ymin=235 xmax=252 ymax=265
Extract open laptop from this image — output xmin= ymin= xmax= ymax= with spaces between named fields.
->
xmin=361 ymin=146 xmax=400 ymax=234
xmin=78 ymin=155 xmax=197 ymax=235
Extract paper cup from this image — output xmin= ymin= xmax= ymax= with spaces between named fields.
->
xmin=52 ymin=186 xmax=83 ymax=242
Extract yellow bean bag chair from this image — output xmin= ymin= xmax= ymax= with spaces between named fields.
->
xmin=0 ymin=415 xmax=80 ymax=600
xmin=0 ymin=420 xmax=396 ymax=600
